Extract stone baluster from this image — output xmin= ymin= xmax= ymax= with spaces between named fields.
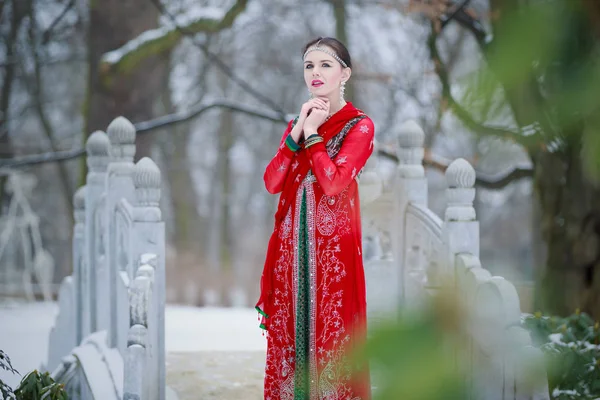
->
xmin=132 ymin=158 xmax=165 ymax=400
xmin=394 ymin=120 xmax=427 ymax=303
xmin=106 ymin=116 xmax=136 ymax=348
xmin=443 ymin=158 xmax=479 ymax=277
xmin=85 ymin=130 xmax=110 ymax=334
xmin=73 ymin=186 xmax=86 ymax=343
xmin=123 ymin=272 xmax=152 ymax=400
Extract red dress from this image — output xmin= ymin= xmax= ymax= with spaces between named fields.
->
xmin=256 ymin=102 xmax=374 ymax=400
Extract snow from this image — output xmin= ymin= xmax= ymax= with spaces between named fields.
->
xmin=101 ymin=27 xmax=173 ymax=65
xmin=0 ymin=301 xmax=265 ymax=389
xmin=102 ymin=7 xmax=226 ymax=65
xmin=0 ymin=301 xmax=57 ymax=389
xmin=552 ymin=388 xmax=579 ymax=397
xmin=548 ymin=332 xmax=566 ymax=346
xmin=165 ymin=305 xmax=266 ymax=352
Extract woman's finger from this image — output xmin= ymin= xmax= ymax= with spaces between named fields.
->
xmin=308 ymin=100 xmax=323 ymax=110
xmin=315 ymin=101 xmax=328 ymax=110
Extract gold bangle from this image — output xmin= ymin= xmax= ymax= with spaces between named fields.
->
xmin=304 ymin=137 xmax=323 ymax=149
xmin=304 ymin=136 xmax=323 ymax=145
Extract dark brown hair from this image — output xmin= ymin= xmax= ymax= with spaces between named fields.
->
xmin=302 ymin=37 xmax=352 ymax=69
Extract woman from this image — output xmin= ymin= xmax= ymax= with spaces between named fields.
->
xmin=256 ymin=37 xmax=374 ymax=400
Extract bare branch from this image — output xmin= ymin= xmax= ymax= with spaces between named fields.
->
xmin=451 ymin=8 xmax=487 ymax=47
xmin=0 ymin=100 xmax=292 ymax=168
xmin=25 ymin=1 xmax=74 ymax=211
xmin=426 ymin=27 xmax=540 ymax=149
xmin=377 ymin=148 xmax=533 ymax=190
xmin=100 ymin=1 xmax=248 ymax=74
xmin=148 ymin=0 xmax=286 ymax=118
xmin=0 ymin=53 xmax=86 ymax=70
xmin=440 ymin=0 xmax=487 ymax=47
xmin=134 ymin=99 xmax=291 ymax=132
xmin=41 ymin=0 xmax=76 ymax=45
xmin=441 ymin=0 xmax=472 ymax=28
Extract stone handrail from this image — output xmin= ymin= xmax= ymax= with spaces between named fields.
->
xmin=361 ymin=120 xmax=550 ymax=399
xmin=47 ymin=116 xmax=171 ymax=400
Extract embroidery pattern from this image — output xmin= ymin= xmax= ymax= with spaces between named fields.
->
xmin=279 ymin=207 xmax=292 ymax=240
xmin=326 ymin=116 xmax=367 ymax=159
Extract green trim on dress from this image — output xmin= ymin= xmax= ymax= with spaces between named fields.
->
xmin=255 ymin=306 xmax=269 ymax=319
xmin=294 ymin=189 xmax=310 ymax=399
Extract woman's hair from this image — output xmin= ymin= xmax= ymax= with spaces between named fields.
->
xmin=302 ymin=37 xmax=352 ymax=69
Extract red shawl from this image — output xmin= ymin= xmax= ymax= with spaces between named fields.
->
xmin=256 ymin=102 xmax=365 ymax=330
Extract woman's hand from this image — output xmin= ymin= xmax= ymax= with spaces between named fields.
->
xmin=290 ymin=98 xmax=329 ymax=142
xmin=303 ymin=107 xmax=330 ymax=137
xmin=299 ymin=98 xmax=329 ymax=121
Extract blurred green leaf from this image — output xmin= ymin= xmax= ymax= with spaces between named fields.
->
xmin=352 ymin=290 xmax=468 ymax=400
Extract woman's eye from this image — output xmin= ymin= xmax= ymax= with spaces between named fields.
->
xmin=322 ymin=63 xmax=331 ymax=67
xmin=305 ymin=65 xmax=313 ymax=69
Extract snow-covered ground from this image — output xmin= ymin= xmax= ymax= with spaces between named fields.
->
xmin=0 ymin=301 xmax=266 ymax=389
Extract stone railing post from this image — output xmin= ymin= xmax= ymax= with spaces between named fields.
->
xmin=85 ymin=130 xmax=110 ymax=333
xmin=123 ymin=270 xmax=152 ymax=400
xmin=106 ymin=116 xmax=136 ymax=348
xmin=73 ymin=186 xmax=86 ymax=344
xmin=132 ymin=158 xmax=165 ymax=400
xmin=393 ymin=120 xmax=427 ymax=303
xmin=443 ymin=158 xmax=479 ymax=277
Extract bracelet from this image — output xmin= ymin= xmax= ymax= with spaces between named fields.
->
xmin=304 ymin=134 xmax=323 ymax=149
xmin=304 ymin=138 xmax=323 ymax=148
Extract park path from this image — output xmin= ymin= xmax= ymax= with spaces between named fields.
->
xmin=0 ymin=301 xmax=267 ymax=399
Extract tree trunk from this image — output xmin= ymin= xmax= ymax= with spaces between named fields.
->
xmin=156 ymin=52 xmax=208 ymax=305
xmin=533 ymin=139 xmax=600 ymax=319
xmin=0 ymin=0 xmax=28 ymax=202
xmin=26 ymin=1 xmax=75 ymax=215
xmin=214 ymin=101 xmax=234 ymax=306
xmin=330 ymin=0 xmax=354 ymax=103
xmin=84 ymin=0 xmax=167 ymax=180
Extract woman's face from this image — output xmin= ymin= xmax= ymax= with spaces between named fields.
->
xmin=303 ymin=47 xmax=350 ymax=99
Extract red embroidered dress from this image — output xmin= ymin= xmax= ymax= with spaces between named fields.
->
xmin=256 ymin=102 xmax=374 ymax=400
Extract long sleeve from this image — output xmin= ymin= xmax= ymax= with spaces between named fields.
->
xmin=264 ymin=119 xmax=298 ymax=194
xmin=307 ymin=118 xmax=375 ymax=196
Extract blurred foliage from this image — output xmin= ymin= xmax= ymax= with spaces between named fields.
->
xmin=1 ymin=349 xmax=18 ymax=400
xmin=353 ymin=290 xmax=468 ymax=400
xmin=13 ymin=370 xmax=67 ymax=400
xmin=461 ymin=0 xmax=600 ymax=178
xmin=523 ymin=310 xmax=600 ymax=399
xmin=0 ymin=350 xmax=68 ymax=400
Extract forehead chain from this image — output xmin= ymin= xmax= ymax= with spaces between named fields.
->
xmin=303 ymin=43 xmax=348 ymax=68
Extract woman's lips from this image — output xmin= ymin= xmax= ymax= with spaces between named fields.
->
xmin=312 ymin=80 xmax=324 ymax=87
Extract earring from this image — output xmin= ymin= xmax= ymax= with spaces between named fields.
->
xmin=308 ymin=89 xmax=314 ymax=99
xmin=340 ymin=81 xmax=346 ymax=102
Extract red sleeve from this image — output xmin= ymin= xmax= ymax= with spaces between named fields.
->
xmin=307 ymin=118 xmax=375 ymax=196
xmin=264 ymin=119 xmax=297 ymax=194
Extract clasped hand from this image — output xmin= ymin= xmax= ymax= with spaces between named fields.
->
xmin=300 ymin=98 xmax=330 ymax=137
xmin=288 ymin=97 xmax=330 ymax=143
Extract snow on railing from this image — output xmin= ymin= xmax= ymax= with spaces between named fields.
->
xmin=361 ymin=120 xmax=550 ymax=399
xmin=47 ymin=116 xmax=170 ymax=400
